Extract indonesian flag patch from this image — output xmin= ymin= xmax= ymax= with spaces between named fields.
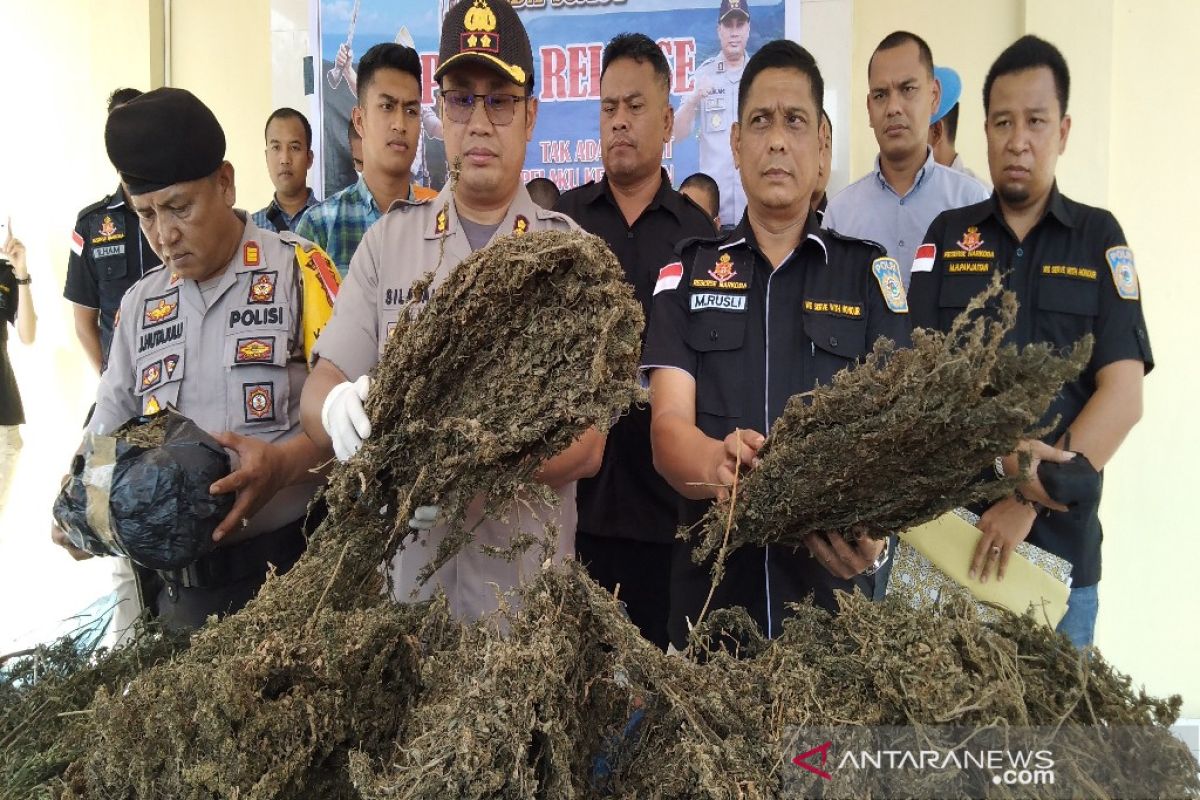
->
xmin=911 ymin=243 xmax=936 ymax=274
xmin=70 ymin=230 xmax=84 ymax=257
xmin=653 ymin=262 xmax=684 ymax=296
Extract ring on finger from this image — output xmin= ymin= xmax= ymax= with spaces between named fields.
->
xmin=990 ymin=545 xmax=1001 ymax=558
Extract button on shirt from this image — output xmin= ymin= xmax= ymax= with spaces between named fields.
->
xmin=64 ymin=187 xmax=161 ymax=370
xmin=252 ymin=189 xmax=319 ymax=233
xmin=89 ymin=215 xmax=328 ymax=536
xmin=688 ymin=54 xmax=748 ymax=226
xmin=554 ymin=170 xmax=715 ymax=545
xmin=640 ymin=215 xmax=913 ymax=649
xmin=294 ymin=176 xmax=437 ymax=277
xmin=909 ymin=186 xmax=1153 ymax=588
xmin=313 ymin=184 xmax=581 ymax=621
xmin=823 ymin=147 xmax=989 ymax=288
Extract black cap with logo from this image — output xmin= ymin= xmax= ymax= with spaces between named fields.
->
xmin=435 ymin=0 xmax=535 ymax=91
xmin=718 ymin=0 xmax=750 ymax=22
xmin=105 ymin=88 xmax=226 ymax=196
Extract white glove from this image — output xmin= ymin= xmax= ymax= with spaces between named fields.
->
xmin=321 ymin=375 xmax=372 ymax=462
xmin=409 ymin=505 xmax=440 ymax=532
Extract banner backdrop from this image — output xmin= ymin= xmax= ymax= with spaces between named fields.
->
xmin=316 ymin=0 xmax=787 ymax=212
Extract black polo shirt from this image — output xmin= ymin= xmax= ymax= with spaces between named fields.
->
xmin=641 ymin=213 xmax=913 ymax=647
xmin=555 ymin=171 xmax=715 ymax=544
xmin=0 ymin=259 xmax=24 ymax=425
xmin=64 ymin=187 xmax=161 ymax=371
xmin=909 ymin=185 xmax=1153 ymax=587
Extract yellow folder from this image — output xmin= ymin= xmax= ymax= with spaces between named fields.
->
xmin=899 ymin=512 xmax=1070 ymax=628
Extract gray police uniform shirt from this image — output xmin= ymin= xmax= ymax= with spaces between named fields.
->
xmin=823 ymin=147 xmax=990 ymax=288
xmin=89 ymin=214 xmax=321 ymax=537
xmin=313 ymin=184 xmax=580 ymax=621
xmin=689 ymin=54 xmax=747 ymax=226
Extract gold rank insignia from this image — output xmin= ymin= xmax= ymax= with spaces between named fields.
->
xmin=1105 ymin=246 xmax=1140 ymax=300
xmin=708 ymin=252 xmax=737 ymax=284
xmin=957 ymin=226 xmax=984 ymax=253
xmin=235 ymin=337 xmax=274 ymax=364
xmin=244 ymin=241 xmax=261 ymax=267
xmin=144 ymin=395 xmax=161 ymax=415
xmin=248 ymin=271 xmax=277 ymax=304
xmin=872 ymin=257 xmax=909 ymax=314
xmin=434 ymin=208 xmax=448 ymax=235
xmin=462 ymin=0 xmax=499 ymax=53
xmin=513 ymin=215 xmax=529 ymax=235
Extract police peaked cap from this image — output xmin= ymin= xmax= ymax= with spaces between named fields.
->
xmin=105 ymin=87 xmax=227 ymax=196
xmin=435 ymin=0 xmax=534 ymax=90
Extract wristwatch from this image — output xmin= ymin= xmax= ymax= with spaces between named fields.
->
xmin=861 ymin=537 xmax=891 ymax=576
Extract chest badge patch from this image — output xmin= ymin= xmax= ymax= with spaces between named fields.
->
xmin=142 ymin=292 xmax=179 ymax=327
xmin=248 ymin=271 xmax=277 ymax=304
xmin=243 ymin=382 xmax=276 ymax=422
xmin=872 ymin=257 xmax=909 ymax=314
xmin=144 ymin=395 xmax=161 ymax=415
xmin=709 ymin=253 xmax=737 ymax=284
xmin=513 ymin=215 xmax=529 ymax=235
xmin=243 ymin=241 xmax=260 ymax=267
xmin=1106 ymin=246 xmax=1140 ymax=300
xmin=164 ymin=353 xmax=180 ymax=379
xmin=140 ymin=360 xmax=162 ymax=391
xmin=957 ymin=226 xmax=984 ymax=253
xmin=236 ymin=336 xmax=275 ymax=364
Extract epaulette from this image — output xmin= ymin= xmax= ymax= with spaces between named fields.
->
xmin=823 ymin=227 xmax=887 ymax=255
xmin=276 ymin=230 xmax=306 ymax=247
xmin=673 ymin=233 xmax=725 ymax=256
xmin=75 ymin=194 xmax=115 ymax=221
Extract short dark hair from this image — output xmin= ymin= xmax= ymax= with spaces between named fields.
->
xmin=601 ymin=33 xmax=671 ymax=94
xmin=680 ymin=172 xmax=719 ymax=215
xmin=737 ymin=39 xmax=824 ymax=126
xmin=869 ymin=31 xmax=934 ymax=80
xmin=983 ymin=35 xmax=1070 ymax=117
xmin=347 ymin=115 xmax=361 ymax=143
xmin=107 ymin=88 xmax=142 ymax=115
xmin=358 ymin=43 xmax=422 ymax=103
xmin=264 ymin=107 xmax=313 ymax=149
xmin=526 ymin=177 xmax=560 ymax=209
xmin=941 ymin=102 xmax=959 ymax=143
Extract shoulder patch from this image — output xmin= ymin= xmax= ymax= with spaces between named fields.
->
xmin=654 ymin=262 xmax=684 ymax=296
xmin=872 ymin=257 xmax=909 ymax=313
xmin=912 ymin=243 xmax=937 ymax=274
xmin=1105 ymin=246 xmax=1139 ymax=300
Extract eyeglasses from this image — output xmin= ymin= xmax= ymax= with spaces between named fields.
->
xmin=439 ymin=90 xmax=527 ymax=125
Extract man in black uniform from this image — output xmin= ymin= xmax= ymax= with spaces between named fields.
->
xmin=555 ymin=33 xmax=714 ymax=650
xmin=909 ymin=36 xmax=1151 ymax=649
xmin=642 ymin=40 xmax=912 ymax=650
xmin=65 ymin=88 xmax=162 ymax=374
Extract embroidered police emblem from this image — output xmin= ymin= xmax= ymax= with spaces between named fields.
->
xmin=710 ymin=113 xmax=723 ymax=130
xmin=957 ymin=226 xmax=984 ymax=253
xmin=235 ymin=336 xmax=275 ymax=364
xmin=513 ymin=215 xmax=529 ymax=235
xmin=709 ymin=252 xmax=737 ymax=284
xmin=243 ymin=241 xmax=261 ymax=267
xmin=248 ymin=271 xmax=277 ymax=304
xmin=144 ymin=394 xmax=161 ymax=415
xmin=99 ymin=216 xmax=117 ymax=238
xmin=164 ymin=353 xmax=180 ymax=379
xmin=140 ymin=360 xmax=162 ymax=390
xmin=243 ymin=382 xmax=275 ymax=422
xmin=872 ymin=257 xmax=909 ymax=313
xmin=462 ymin=0 xmax=499 ymax=53
xmin=1106 ymin=246 xmax=1140 ymax=300
xmin=142 ymin=290 xmax=180 ymax=327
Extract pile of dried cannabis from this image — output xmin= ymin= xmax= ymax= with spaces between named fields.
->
xmin=695 ymin=279 xmax=1092 ymax=563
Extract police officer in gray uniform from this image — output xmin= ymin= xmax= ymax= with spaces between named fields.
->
xmin=51 ymin=88 xmax=330 ymax=631
xmin=674 ymin=0 xmax=751 ymax=228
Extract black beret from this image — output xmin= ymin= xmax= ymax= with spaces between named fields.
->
xmin=105 ymin=88 xmax=226 ymax=196
xmin=435 ymin=0 xmax=534 ymax=90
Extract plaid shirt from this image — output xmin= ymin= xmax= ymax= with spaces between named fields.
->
xmin=251 ymin=189 xmax=319 ymax=233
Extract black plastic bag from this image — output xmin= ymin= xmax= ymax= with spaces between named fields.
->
xmin=52 ymin=407 xmax=234 ymax=570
